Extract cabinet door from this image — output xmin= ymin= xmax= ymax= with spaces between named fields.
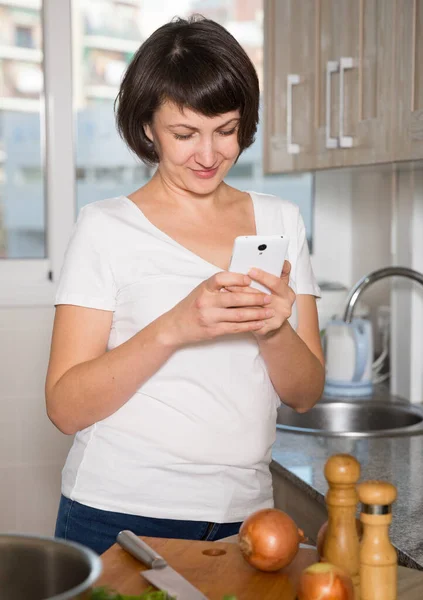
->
xmin=393 ymin=0 xmax=423 ymax=161
xmin=315 ymin=0 xmax=394 ymax=169
xmin=263 ymin=0 xmax=317 ymax=173
xmin=314 ymin=0 xmax=344 ymax=169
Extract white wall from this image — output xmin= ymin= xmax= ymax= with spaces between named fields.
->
xmin=313 ymin=164 xmax=423 ymax=403
xmin=409 ymin=170 xmax=423 ymax=404
xmin=311 ymin=166 xmax=392 ymax=347
xmin=391 ymin=166 xmax=423 ymax=403
xmin=312 ymin=166 xmax=392 ymax=290
xmin=0 ymin=307 xmax=72 ymax=535
xmin=311 ymin=169 xmax=354 ymax=286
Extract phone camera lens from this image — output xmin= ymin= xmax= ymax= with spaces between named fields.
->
xmin=258 ymin=244 xmax=267 ymax=251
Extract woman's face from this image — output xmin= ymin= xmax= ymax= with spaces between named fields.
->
xmin=144 ymin=101 xmax=241 ymax=195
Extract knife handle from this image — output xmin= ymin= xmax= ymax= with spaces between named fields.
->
xmin=117 ymin=530 xmax=168 ymax=569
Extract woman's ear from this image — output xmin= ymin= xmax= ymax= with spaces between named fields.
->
xmin=143 ymin=122 xmax=159 ymax=160
xmin=143 ymin=123 xmax=154 ymax=144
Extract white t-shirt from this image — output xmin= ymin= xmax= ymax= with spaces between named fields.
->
xmin=55 ymin=191 xmax=321 ymax=522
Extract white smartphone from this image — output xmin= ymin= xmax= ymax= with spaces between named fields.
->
xmin=228 ymin=235 xmax=290 ymax=293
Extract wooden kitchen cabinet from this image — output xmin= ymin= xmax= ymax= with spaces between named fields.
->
xmin=263 ymin=0 xmax=317 ymax=173
xmin=271 ymin=460 xmax=328 ymax=544
xmin=316 ymin=0 xmax=394 ymax=169
xmin=313 ymin=0 xmax=346 ymax=170
xmin=264 ymin=0 xmax=395 ymax=173
xmin=392 ymin=0 xmax=423 ymax=161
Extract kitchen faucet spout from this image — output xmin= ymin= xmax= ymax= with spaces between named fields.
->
xmin=343 ymin=266 xmax=423 ymax=323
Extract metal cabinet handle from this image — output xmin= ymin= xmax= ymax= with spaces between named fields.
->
xmin=339 ymin=57 xmax=354 ymax=148
xmin=325 ymin=60 xmax=339 ymax=149
xmin=287 ymin=74 xmax=300 ymax=154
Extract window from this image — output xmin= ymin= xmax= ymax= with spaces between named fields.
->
xmin=15 ymin=25 xmax=35 ymax=49
xmin=0 ymin=1 xmax=45 ymax=259
xmin=0 ymin=0 xmax=314 ymax=304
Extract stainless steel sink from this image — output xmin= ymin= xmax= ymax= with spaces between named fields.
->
xmin=276 ymin=398 xmax=423 ymax=437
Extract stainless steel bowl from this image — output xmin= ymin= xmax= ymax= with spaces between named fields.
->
xmin=0 ymin=534 xmax=102 ymax=600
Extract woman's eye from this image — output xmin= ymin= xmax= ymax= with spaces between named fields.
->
xmin=173 ymin=128 xmax=237 ymax=140
xmin=218 ymin=128 xmax=237 ymax=136
xmin=173 ymin=133 xmax=192 ymax=140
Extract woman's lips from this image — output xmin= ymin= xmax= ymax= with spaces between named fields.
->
xmin=191 ymin=167 xmax=219 ymax=179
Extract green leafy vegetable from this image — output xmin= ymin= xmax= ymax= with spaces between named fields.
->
xmin=91 ymin=587 xmax=237 ymax=600
xmin=90 ymin=586 xmax=176 ymax=599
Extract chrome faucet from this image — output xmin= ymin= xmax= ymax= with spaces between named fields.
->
xmin=343 ymin=266 xmax=423 ymax=323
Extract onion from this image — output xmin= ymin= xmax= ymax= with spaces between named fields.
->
xmin=238 ymin=508 xmax=303 ymax=571
xmin=297 ymin=562 xmax=354 ymax=600
xmin=316 ymin=519 xmax=363 ymax=559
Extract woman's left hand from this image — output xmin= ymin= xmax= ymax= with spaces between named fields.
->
xmin=225 ymin=260 xmax=296 ymax=338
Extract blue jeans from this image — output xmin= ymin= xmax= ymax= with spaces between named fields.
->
xmin=55 ymin=495 xmax=242 ymax=555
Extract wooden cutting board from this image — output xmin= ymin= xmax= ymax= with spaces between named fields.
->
xmin=96 ymin=537 xmax=317 ymax=599
xmin=97 ymin=536 xmax=423 ymax=599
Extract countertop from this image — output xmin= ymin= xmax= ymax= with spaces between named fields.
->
xmin=271 ymin=393 xmax=423 ymax=571
xmin=219 ymin=536 xmax=423 ymax=599
xmin=97 ymin=535 xmax=423 ymax=600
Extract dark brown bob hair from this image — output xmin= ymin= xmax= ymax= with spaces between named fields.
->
xmin=115 ymin=16 xmax=259 ymax=165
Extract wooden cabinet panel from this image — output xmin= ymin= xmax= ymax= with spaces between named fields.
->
xmin=393 ymin=0 xmax=423 ymax=161
xmin=263 ymin=0 xmax=317 ymax=173
xmin=341 ymin=0 xmax=394 ymax=165
xmin=264 ymin=0 xmax=396 ymax=173
xmin=314 ymin=0 xmax=346 ymax=169
xmin=271 ymin=461 xmax=328 ymax=545
xmin=315 ymin=0 xmax=394 ymax=168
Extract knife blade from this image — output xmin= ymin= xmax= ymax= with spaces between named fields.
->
xmin=116 ymin=530 xmax=210 ymax=600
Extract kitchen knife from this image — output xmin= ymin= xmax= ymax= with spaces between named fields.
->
xmin=116 ymin=530 xmax=210 ymax=600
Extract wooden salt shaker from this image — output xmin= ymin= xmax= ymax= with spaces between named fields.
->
xmin=323 ymin=454 xmax=361 ymax=600
xmin=357 ymin=480 xmax=397 ymax=600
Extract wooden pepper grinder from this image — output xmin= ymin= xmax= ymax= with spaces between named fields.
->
xmin=357 ymin=480 xmax=397 ymax=600
xmin=323 ymin=454 xmax=361 ymax=600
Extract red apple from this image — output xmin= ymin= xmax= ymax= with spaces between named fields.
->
xmin=297 ymin=562 xmax=354 ymax=600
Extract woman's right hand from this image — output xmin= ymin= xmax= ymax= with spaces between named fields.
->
xmin=160 ymin=271 xmax=274 ymax=348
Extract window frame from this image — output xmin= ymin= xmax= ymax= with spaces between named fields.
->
xmin=0 ymin=0 xmax=75 ymax=306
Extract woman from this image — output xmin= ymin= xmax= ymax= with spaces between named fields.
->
xmin=46 ymin=16 xmax=324 ymax=555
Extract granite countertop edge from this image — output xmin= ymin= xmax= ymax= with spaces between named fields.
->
xmin=270 ymin=454 xmax=422 ymax=571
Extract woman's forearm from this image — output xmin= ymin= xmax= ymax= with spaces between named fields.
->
xmin=257 ymin=321 xmax=325 ymax=412
xmin=46 ymin=316 xmax=177 ymax=435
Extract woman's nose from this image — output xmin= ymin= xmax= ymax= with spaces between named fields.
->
xmin=194 ymin=138 xmax=217 ymax=168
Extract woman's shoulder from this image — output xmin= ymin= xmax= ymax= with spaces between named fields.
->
xmin=248 ymin=190 xmax=300 ymax=217
xmin=70 ymin=196 xmax=134 ymax=249
xmin=78 ymin=196 xmax=129 ymax=220
xmin=76 ymin=196 xmax=136 ymax=232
